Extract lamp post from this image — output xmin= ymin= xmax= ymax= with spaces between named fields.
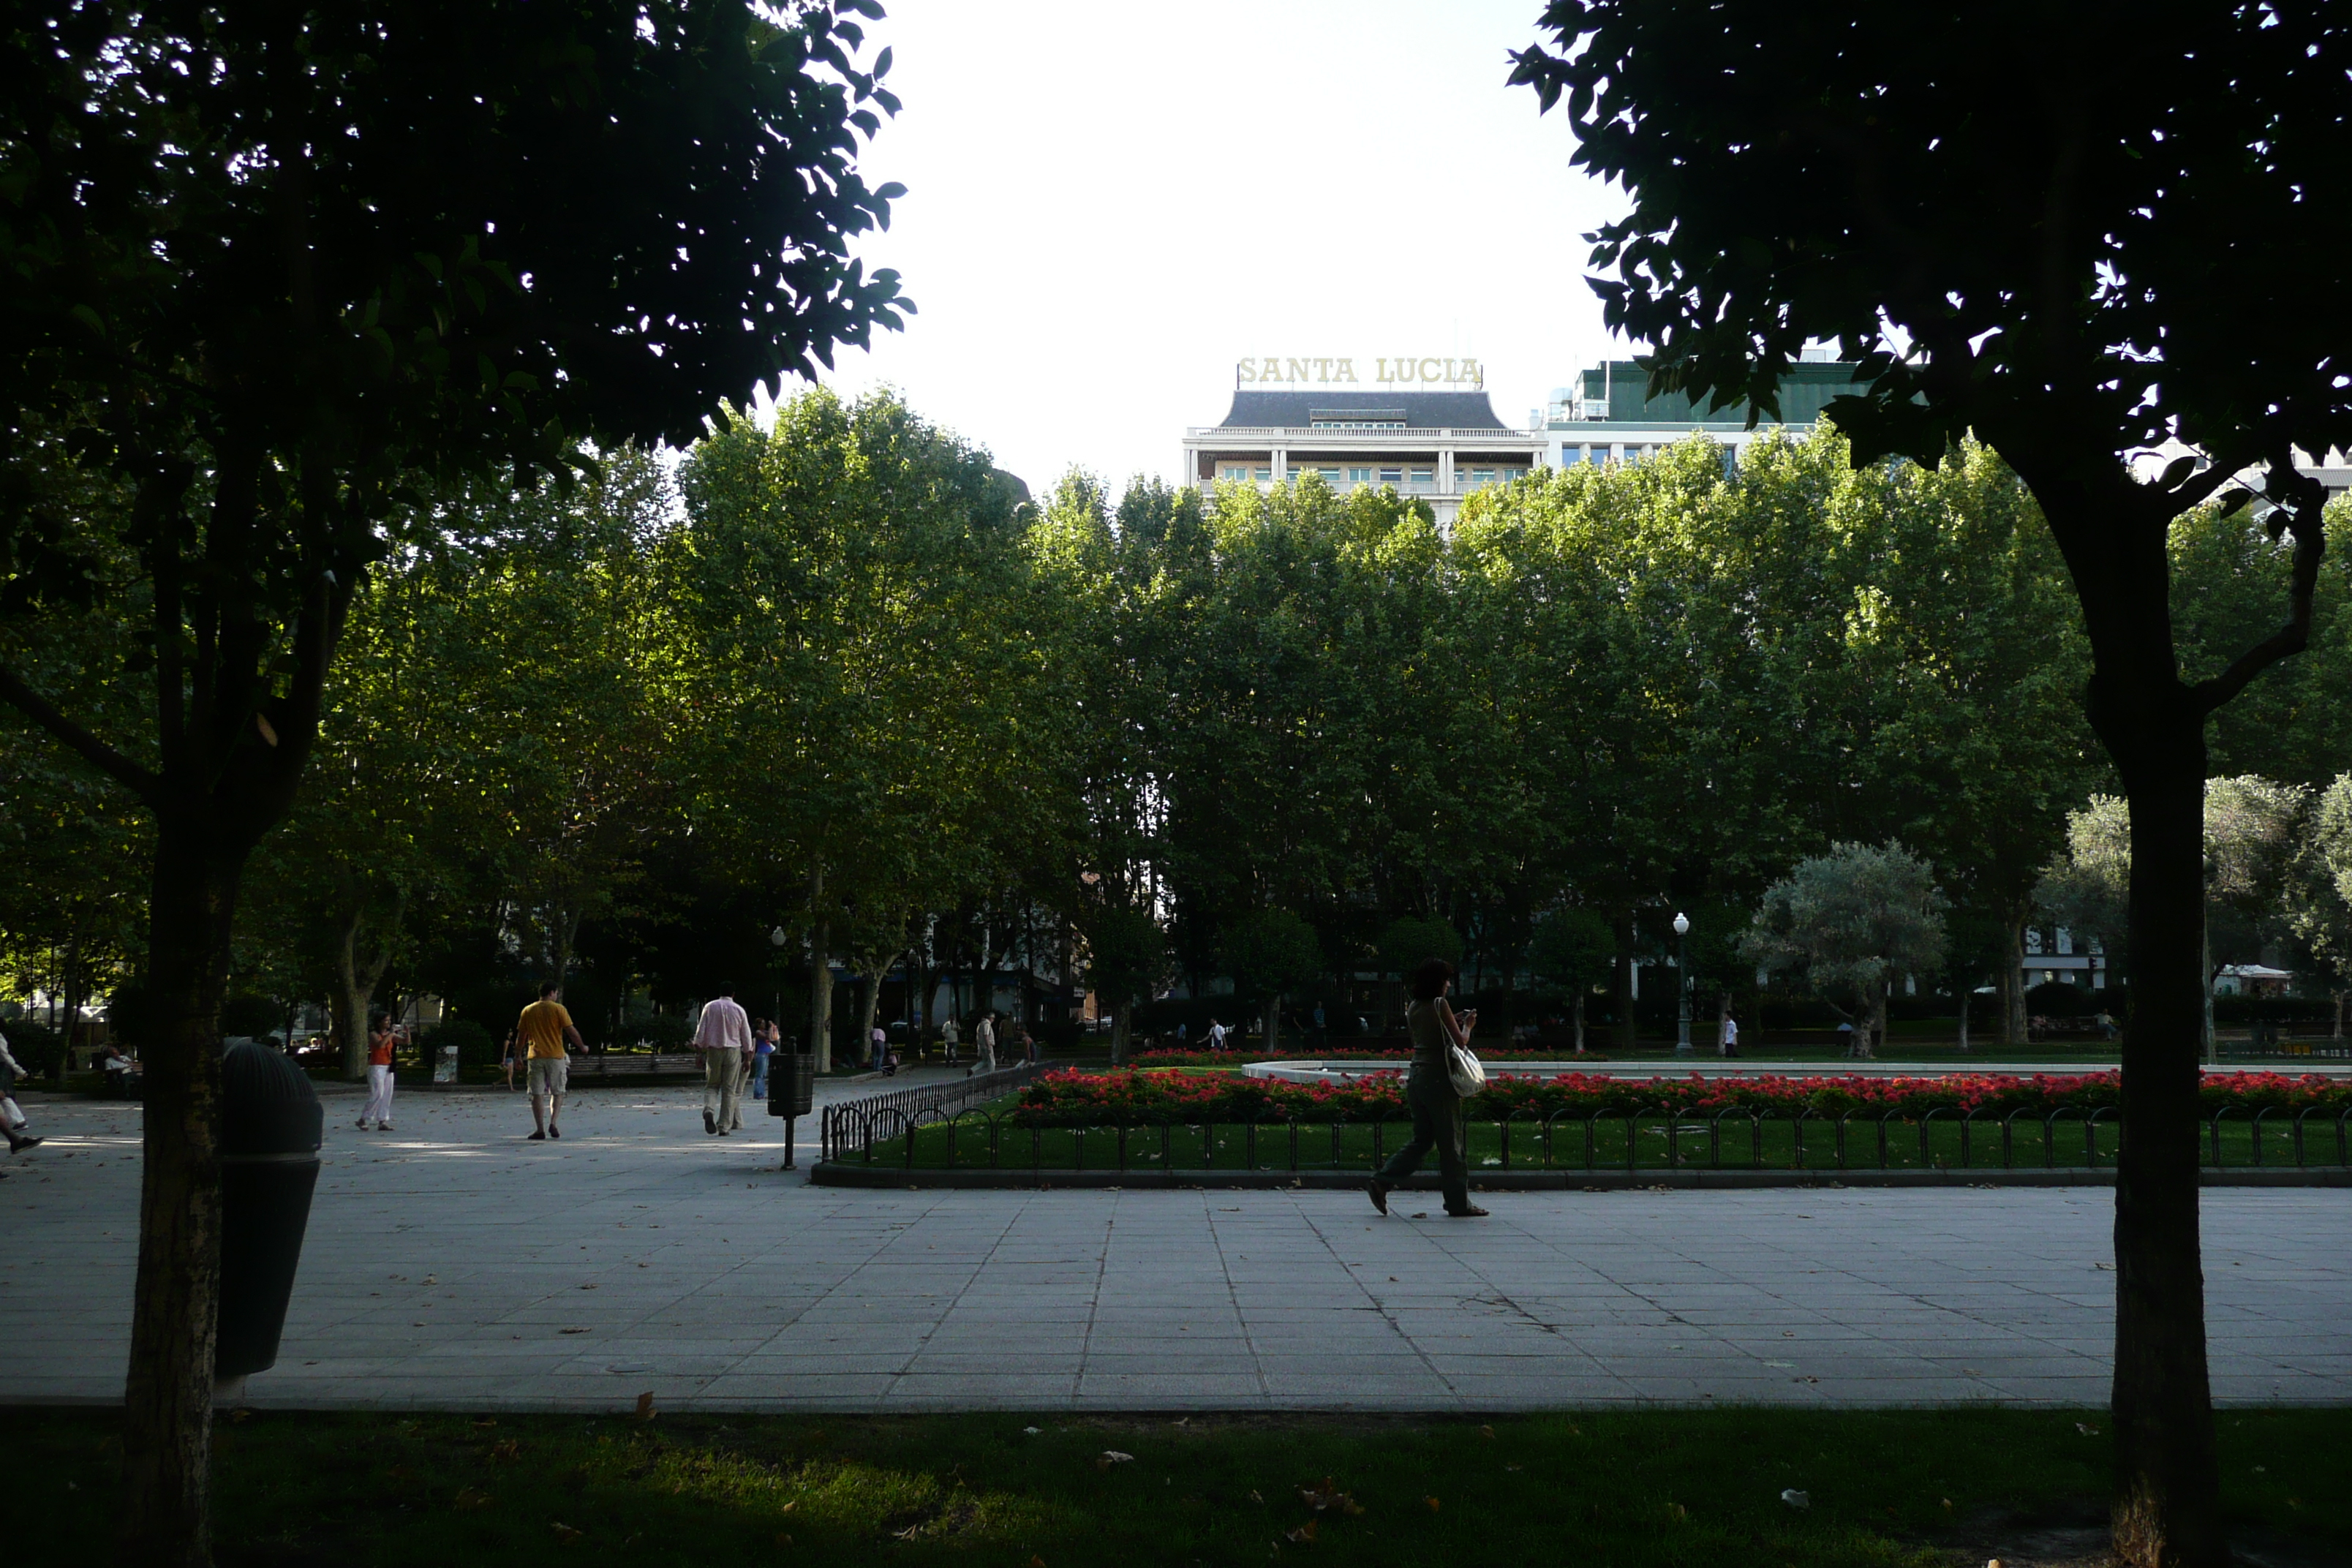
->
xmin=769 ymin=925 xmax=788 ymax=1025
xmin=1672 ymin=911 xmax=1693 ymax=1055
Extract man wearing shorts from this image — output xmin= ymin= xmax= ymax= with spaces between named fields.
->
xmin=516 ymin=983 xmax=584 ymax=1141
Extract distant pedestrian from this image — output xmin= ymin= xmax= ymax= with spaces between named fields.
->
xmin=1368 ymin=958 xmax=1485 ymax=1219
xmin=2095 ymin=1009 xmax=2119 ymax=1041
xmin=1207 ymin=1018 xmax=1226 ymax=1052
xmin=500 ymin=1028 xmax=520 ymax=1091
xmin=1836 ymin=1019 xmax=1858 ymax=1058
xmin=1313 ymin=1003 xmax=1327 ymax=1046
xmin=869 ymin=1023 xmax=886 ymax=1072
xmin=1021 ymin=1026 xmax=1039 ymax=1066
xmin=942 ymin=1015 xmax=961 ymax=1065
xmin=693 ymin=986 xmax=753 ymax=1137
xmin=517 ymin=982 xmax=585 ymax=1141
xmin=973 ymin=1011 xmax=997 ymax=1074
xmin=751 ymin=1020 xmax=775 ymax=1100
xmin=1719 ymin=1011 xmax=1740 ymax=1059
xmin=1176 ymin=1022 xmax=1188 ymax=1049
xmin=358 ymin=1014 xmax=398 ymax=1131
xmin=0 ymin=1029 xmax=42 ymax=1153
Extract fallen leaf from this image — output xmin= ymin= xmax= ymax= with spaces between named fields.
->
xmin=549 ymin=1521 xmax=584 ymax=1544
xmin=1478 ymin=1425 xmax=1495 ymax=1440
xmin=1424 ymin=1495 xmax=1441 ymax=1512
xmin=472 ymin=1418 xmax=499 ymax=1429
xmin=1284 ymin=1520 xmax=1318 ymax=1544
xmin=1022 ymin=1425 xmax=1042 ymax=1436
xmin=453 ymin=1488 xmax=493 ymax=1512
xmin=1248 ymin=1490 xmax=1264 ymax=1504
xmin=1781 ymin=1490 xmax=1810 ymax=1509
xmin=1029 ymin=1557 xmax=1047 ymax=1567
xmin=635 ymin=1392 xmax=656 ymax=1422
xmin=1095 ymin=1450 xmax=1135 ymax=1470
xmin=2076 ymin=1422 xmax=2101 ymax=1436
xmin=580 ymin=1283 xmax=598 ymax=1290
xmin=560 ymin=1327 xmax=589 ymax=1335
xmin=774 ymin=1533 xmax=794 ymax=1548
xmin=1505 ymin=1463 xmax=1523 ymax=1473
xmin=489 ymin=1439 xmax=520 ymax=1461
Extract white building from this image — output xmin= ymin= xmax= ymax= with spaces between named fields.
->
xmin=1539 ymin=353 xmax=1875 ymax=470
xmin=1182 ymin=355 xmax=1546 ymax=529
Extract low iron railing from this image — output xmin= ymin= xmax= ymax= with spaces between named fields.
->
xmin=820 ymin=1103 xmax=2352 ymax=1177
xmin=818 ymin=1061 xmax=1048 ymax=1161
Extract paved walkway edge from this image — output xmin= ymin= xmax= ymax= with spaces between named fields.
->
xmin=810 ymin=1164 xmax=2352 ymax=1191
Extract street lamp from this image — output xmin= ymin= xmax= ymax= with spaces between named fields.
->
xmin=769 ymin=926 xmax=788 ymax=1028
xmin=1672 ymin=911 xmax=1693 ymax=1055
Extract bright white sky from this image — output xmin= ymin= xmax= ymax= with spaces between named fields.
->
xmin=798 ymin=0 xmax=1627 ymax=496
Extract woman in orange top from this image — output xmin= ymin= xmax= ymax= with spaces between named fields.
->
xmin=360 ymin=1014 xmax=398 ymax=1132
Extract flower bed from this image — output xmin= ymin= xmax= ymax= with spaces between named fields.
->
xmin=1126 ymin=1047 xmax=1607 ymax=1068
xmin=1014 ymin=1068 xmax=2352 ymax=1128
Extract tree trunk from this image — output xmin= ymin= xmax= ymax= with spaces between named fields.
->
xmin=1958 ymin=979 xmax=1972 ymax=1054
xmin=807 ymin=859 xmax=832 ymax=1074
xmin=1572 ymin=989 xmax=1586 ymax=1055
xmin=118 ymin=825 xmax=239 ymax=1568
xmin=1110 ymin=999 xmax=1131 ymax=1066
xmin=2002 ymin=921 xmax=2029 ymax=1045
xmin=2334 ymin=988 xmax=2345 ymax=1041
xmin=2102 ymin=706 xmax=2225 ymax=1568
xmin=1267 ymin=990 xmax=1284 ymax=1056
xmin=2200 ymin=921 xmax=2216 ymax=1066
xmin=1612 ymin=913 xmax=1637 ymax=1052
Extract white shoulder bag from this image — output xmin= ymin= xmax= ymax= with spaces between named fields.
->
xmin=1447 ymin=1036 xmax=1486 ymax=1096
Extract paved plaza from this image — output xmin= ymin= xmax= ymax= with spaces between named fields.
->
xmin=1 ymin=1079 xmax=2347 ymax=1413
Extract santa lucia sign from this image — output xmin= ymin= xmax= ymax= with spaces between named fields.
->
xmin=1236 ymin=355 xmax=1485 ymax=388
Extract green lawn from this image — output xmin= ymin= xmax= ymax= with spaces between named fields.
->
xmin=845 ymin=1102 xmax=2342 ymax=1175
xmin=15 ymin=1407 xmax=2346 ymax=1567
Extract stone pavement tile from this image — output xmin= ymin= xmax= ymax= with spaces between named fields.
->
xmin=881 ymin=1375 xmax=1082 ymax=1406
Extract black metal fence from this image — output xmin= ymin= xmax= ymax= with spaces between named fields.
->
xmin=818 ymin=1062 xmax=1048 ymax=1161
xmin=820 ymin=1102 xmax=2352 ymax=1176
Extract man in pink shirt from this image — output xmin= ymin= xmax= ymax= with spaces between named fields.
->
xmin=693 ymin=985 xmax=754 ymax=1136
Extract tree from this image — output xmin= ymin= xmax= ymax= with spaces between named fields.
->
xmin=1743 ymin=842 xmax=1948 ymax=1058
xmin=0 ymin=6 xmax=906 ymax=1558
xmin=1512 ymin=8 xmax=2352 ymax=1556
xmin=1219 ymin=909 xmax=1322 ymax=1055
xmin=2293 ymin=774 xmax=2352 ymax=1036
xmin=1529 ymin=908 xmax=1612 ymax=1052
xmin=2039 ymin=778 xmax=2313 ymax=1054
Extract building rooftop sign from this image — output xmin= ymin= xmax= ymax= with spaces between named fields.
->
xmin=1238 ymin=355 xmax=1485 ymax=389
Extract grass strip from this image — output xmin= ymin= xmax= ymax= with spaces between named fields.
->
xmin=14 ymin=1406 xmax=2347 ymax=1567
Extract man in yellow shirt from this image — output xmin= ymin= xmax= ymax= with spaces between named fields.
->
xmin=516 ymin=982 xmax=585 ymax=1141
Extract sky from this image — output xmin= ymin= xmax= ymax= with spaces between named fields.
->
xmin=797 ymin=0 xmax=1628 ymax=495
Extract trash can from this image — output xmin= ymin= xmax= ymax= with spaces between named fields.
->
xmin=766 ymin=1039 xmax=815 ymax=1168
xmin=216 ymin=1039 xmax=324 ymax=1383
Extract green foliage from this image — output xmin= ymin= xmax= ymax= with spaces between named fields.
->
xmin=1744 ymin=842 xmax=1950 ymax=1030
xmin=418 ymin=1019 xmax=496 ymax=1068
xmin=1376 ymin=916 xmax=1463 ymax=979
xmin=1218 ymin=911 xmax=1322 ymax=1008
xmin=216 ymin=995 xmax=284 ymax=1039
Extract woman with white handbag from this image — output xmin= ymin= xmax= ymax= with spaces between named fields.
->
xmin=1368 ymin=957 xmax=1488 ymax=1218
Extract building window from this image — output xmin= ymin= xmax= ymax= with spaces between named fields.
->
xmin=1379 ymin=467 xmax=1402 ymax=485
xmin=1254 ymin=467 xmax=1272 ymax=483
xmin=1409 ymin=469 xmax=1433 ymax=487
xmin=1221 ymin=466 xmax=1250 ymax=483
xmin=1314 ymin=467 xmax=1341 ymax=483
xmin=1347 ymin=467 xmax=1373 ymax=486
xmin=1470 ymin=468 xmax=1496 ymax=488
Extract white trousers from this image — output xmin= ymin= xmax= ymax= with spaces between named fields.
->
xmin=1 ymin=1096 xmax=23 ymax=1130
xmin=363 ymin=1064 xmax=395 ymax=1126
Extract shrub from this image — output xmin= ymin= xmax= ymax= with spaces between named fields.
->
xmin=418 ymin=1019 xmax=496 ymax=1068
xmin=219 ymin=993 xmax=284 ymax=1039
xmin=617 ymin=1014 xmax=696 ymax=1052
xmin=2 ymin=1019 xmax=67 ymax=1076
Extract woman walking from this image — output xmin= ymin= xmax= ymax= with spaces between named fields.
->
xmin=751 ymin=1020 xmax=775 ymax=1100
xmin=0 ymin=1028 xmax=42 ymax=1153
xmin=359 ymin=1014 xmax=398 ymax=1132
xmin=1368 ymin=958 xmax=1485 ymax=1218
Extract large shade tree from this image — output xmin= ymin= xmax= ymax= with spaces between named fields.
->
xmin=0 ymin=4 xmax=907 ymax=1559
xmin=1512 ymin=4 xmax=2352 ymax=1560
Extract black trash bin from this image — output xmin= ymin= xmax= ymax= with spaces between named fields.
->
xmin=216 ymin=1039 xmax=324 ymax=1384
xmin=766 ymin=1039 xmax=815 ymax=1167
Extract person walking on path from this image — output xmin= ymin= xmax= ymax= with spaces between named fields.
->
xmin=0 ymin=1029 xmax=42 ymax=1153
xmin=693 ymin=987 xmax=753 ymax=1136
xmin=1206 ymin=1018 xmax=1226 ymax=1053
xmin=1368 ymin=958 xmax=1486 ymax=1219
xmin=517 ymin=983 xmax=585 ymax=1141
xmin=868 ymin=1022 xmax=886 ymax=1073
xmin=941 ymin=1015 xmax=960 ymax=1066
xmin=750 ymin=1020 xmax=775 ymax=1100
xmin=1020 ymin=1025 xmax=1039 ymax=1066
xmin=973 ymin=1011 xmax=996 ymax=1075
xmin=1719 ymin=1010 xmax=1740 ymax=1059
xmin=500 ymin=1028 xmax=520 ymax=1091
xmin=358 ymin=1014 xmax=399 ymax=1131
